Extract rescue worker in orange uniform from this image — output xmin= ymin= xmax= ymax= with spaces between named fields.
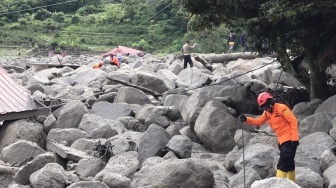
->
xmin=93 ymin=62 xmax=104 ymax=69
xmin=110 ymin=54 xmax=120 ymax=68
xmin=239 ymin=92 xmax=299 ymax=182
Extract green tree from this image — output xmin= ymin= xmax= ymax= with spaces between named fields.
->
xmin=181 ymin=0 xmax=336 ymax=99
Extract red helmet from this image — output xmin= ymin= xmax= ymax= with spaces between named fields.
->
xmin=257 ymin=92 xmax=273 ymax=106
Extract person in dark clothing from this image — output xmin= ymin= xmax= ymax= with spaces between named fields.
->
xmin=240 ymin=33 xmax=248 ymax=52
xmin=227 ymin=30 xmax=236 ymax=53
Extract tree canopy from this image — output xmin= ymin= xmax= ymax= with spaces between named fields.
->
xmin=181 ymin=0 xmax=336 ymax=99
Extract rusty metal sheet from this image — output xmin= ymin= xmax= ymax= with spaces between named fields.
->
xmin=0 ymin=67 xmax=36 ymax=114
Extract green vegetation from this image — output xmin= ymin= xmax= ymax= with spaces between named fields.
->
xmin=181 ymin=0 xmax=336 ymax=99
xmin=0 ymin=0 xmax=241 ymax=55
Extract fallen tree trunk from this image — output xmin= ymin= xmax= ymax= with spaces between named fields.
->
xmin=0 ymin=165 xmax=19 ymax=175
xmin=195 ymin=52 xmax=277 ymax=63
xmin=194 ymin=56 xmax=212 ymax=71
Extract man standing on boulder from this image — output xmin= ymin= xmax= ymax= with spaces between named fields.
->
xmin=239 ymin=92 xmax=299 ymax=182
xmin=182 ymin=40 xmax=196 ymax=69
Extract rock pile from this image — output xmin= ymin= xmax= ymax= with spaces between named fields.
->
xmin=0 ymin=53 xmax=335 ymax=188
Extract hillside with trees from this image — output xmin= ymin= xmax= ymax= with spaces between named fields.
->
xmin=0 ymin=0 xmax=233 ymax=54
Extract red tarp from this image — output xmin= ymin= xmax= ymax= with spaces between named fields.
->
xmin=102 ymin=46 xmax=146 ymax=57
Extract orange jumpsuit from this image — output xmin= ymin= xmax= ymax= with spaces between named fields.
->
xmin=246 ymin=102 xmax=299 ymax=172
xmin=246 ymin=103 xmax=299 ymax=144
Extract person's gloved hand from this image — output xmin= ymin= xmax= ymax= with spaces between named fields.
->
xmin=291 ymin=141 xmax=299 ymax=147
xmin=239 ymin=114 xmax=247 ymax=122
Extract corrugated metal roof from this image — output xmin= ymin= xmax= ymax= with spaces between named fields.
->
xmin=0 ymin=67 xmax=36 ymax=114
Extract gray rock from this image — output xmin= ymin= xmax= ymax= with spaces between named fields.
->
xmin=95 ymin=151 xmax=139 ymax=180
xmin=163 ymin=94 xmax=189 ymax=116
xmin=323 ymin=163 xmax=336 ymax=188
xmin=14 ymin=153 xmax=56 ymax=185
xmin=138 ymin=124 xmax=171 ymax=163
xmin=47 ymin=128 xmax=90 ymax=146
xmin=299 ymin=113 xmax=335 ymax=138
xmin=131 ymin=159 xmax=214 ymax=188
xmin=168 ymin=60 xmax=183 ymax=75
xmin=29 ymin=163 xmax=67 ymax=188
xmin=179 ymin=126 xmax=203 ymax=144
xmin=47 ymin=141 xmax=93 ymax=162
xmin=234 ymin=129 xmax=253 ymax=149
xmin=43 ymin=114 xmax=57 ymax=133
xmin=70 ymin=69 xmax=107 ymax=85
xmin=320 ymin=147 xmax=336 ymax=171
xmin=194 ymin=101 xmax=239 ymax=153
xmin=224 ymin=149 xmax=242 ymax=173
xmin=71 ymin=138 xmax=97 ymax=152
xmin=114 ymin=87 xmax=152 ymax=105
xmin=0 ymin=120 xmax=46 ymax=150
xmin=292 ymin=100 xmax=322 ymax=117
xmin=229 ymin=167 xmax=261 ymax=188
xmin=91 ymin=101 xmax=133 ymax=120
xmin=166 ymin=124 xmax=181 ymax=137
xmin=315 ymin=95 xmax=336 ymax=113
xmin=67 ymin=181 xmax=109 ymax=188
xmin=142 ymin=157 xmax=165 ymax=168
xmin=248 ymin=135 xmax=278 ymax=149
xmin=56 ymin=100 xmax=88 ymax=129
xmin=79 ymin=113 xmax=127 ymax=135
xmin=1 ymin=140 xmax=46 ymax=166
xmin=176 ymin=67 xmax=211 ymax=88
xmin=135 ymin=105 xmax=172 ymax=128
xmin=131 ymin=72 xmax=170 ymax=94
xmin=297 ymin=132 xmax=336 ymax=158
xmin=235 ymin=143 xmax=279 ymax=178
xmin=296 ymin=167 xmax=323 ymax=188
xmin=182 ymin=85 xmax=257 ymax=128
xmin=166 ymin=135 xmax=192 ymax=158
xmin=162 ymin=151 xmax=179 ymax=160
xmin=102 ymin=173 xmax=131 ymax=188
xmin=251 ymin=177 xmax=301 ymax=188
xmin=117 ymin=117 xmax=146 ymax=132
xmin=75 ymin=158 xmax=105 ymax=178
xmin=92 ymin=125 xmax=118 ymax=139
xmin=8 ymin=183 xmax=31 ymax=188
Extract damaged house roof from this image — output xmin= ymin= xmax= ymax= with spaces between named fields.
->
xmin=0 ymin=67 xmax=37 ymax=114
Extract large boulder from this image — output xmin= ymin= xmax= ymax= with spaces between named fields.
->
xmin=14 ymin=153 xmax=56 ymax=185
xmin=91 ymin=101 xmax=133 ymax=121
xmin=296 ymin=167 xmax=324 ymax=188
xmin=0 ymin=120 xmax=46 ymax=150
xmin=131 ymin=72 xmax=170 ymax=93
xmin=56 ymin=100 xmax=88 ymax=129
xmin=70 ymin=69 xmax=107 ymax=85
xmin=234 ymin=143 xmax=279 ymax=178
xmin=299 ymin=113 xmax=335 ymax=138
xmin=166 ymin=135 xmax=192 ymax=159
xmin=67 ymin=181 xmax=109 ymax=188
xmin=182 ymin=85 xmax=258 ymax=127
xmin=1 ymin=140 xmax=46 ymax=166
xmin=75 ymin=158 xmax=105 ymax=179
xmin=79 ymin=113 xmax=127 ymax=135
xmin=114 ymin=87 xmax=152 ymax=105
xmin=175 ymin=67 xmax=211 ymax=88
xmin=251 ymin=177 xmax=301 ymax=188
xmin=297 ymin=132 xmax=336 ymax=158
xmin=131 ymin=159 xmax=214 ymax=188
xmin=315 ymin=95 xmax=336 ymax=113
xmin=138 ymin=124 xmax=171 ymax=163
xmin=102 ymin=173 xmax=131 ymax=188
xmin=95 ymin=151 xmax=139 ymax=180
xmin=229 ymin=167 xmax=261 ymax=188
xmin=29 ymin=163 xmax=67 ymax=188
xmin=46 ymin=128 xmax=90 ymax=146
xmin=323 ymin=163 xmax=336 ymax=188
xmin=135 ymin=105 xmax=180 ymax=128
xmin=194 ymin=101 xmax=239 ymax=153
